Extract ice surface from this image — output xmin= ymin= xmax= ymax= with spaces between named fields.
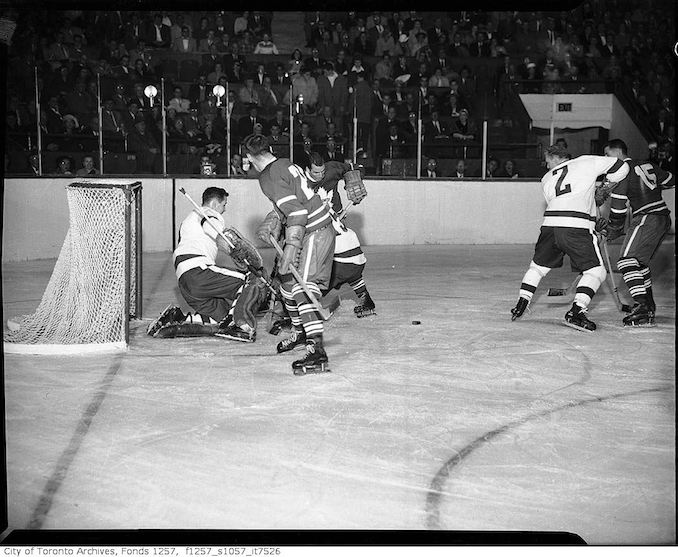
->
xmin=2 ymin=243 xmax=675 ymax=542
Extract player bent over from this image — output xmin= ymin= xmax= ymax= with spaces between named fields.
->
xmin=147 ymin=187 xmax=267 ymax=341
xmin=599 ymin=139 xmax=675 ymax=326
xmin=303 ymin=152 xmax=375 ymax=317
xmin=244 ymin=134 xmax=336 ymax=375
xmin=510 ymin=145 xmax=630 ymax=332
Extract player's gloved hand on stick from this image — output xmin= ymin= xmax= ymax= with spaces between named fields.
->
xmin=594 ymin=179 xmax=618 ymax=206
xmin=256 ymin=211 xmax=282 ymax=246
xmin=595 ymin=217 xmax=624 ymax=241
xmin=343 ymin=169 xmax=367 ymax=205
xmin=280 ymin=225 xmax=304 ymax=274
xmin=594 ymin=217 xmax=608 ymax=234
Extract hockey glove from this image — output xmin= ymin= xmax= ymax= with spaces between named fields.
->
xmin=224 ymin=228 xmax=264 ymax=271
xmin=596 ymin=217 xmax=625 ymax=241
xmin=343 ymin=169 xmax=367 ymax=205
xmin=594 ymin=179 xmax=618 ymax=206
xmin=280 ymin=224 xmax=304 ymax=274
xmin=256 ymin=210 xmax=282 ymax=246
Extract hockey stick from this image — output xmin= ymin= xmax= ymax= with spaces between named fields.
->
xmin=268 ymin=234 xmax=331 ymax=320
xmin=336 ymin=200 xmax=354 ymax=221
xmin=599 ymin=235 xmax=632 ymax=313
xmin=178 ymin=188 xmax=278 ymax=298
xmin=547 ymin=273 xmax=581 ymax=296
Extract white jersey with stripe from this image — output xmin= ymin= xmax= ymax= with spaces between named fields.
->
xmin=173 ymin=207 xmax=243 ymax=280
xmin=541 ymin=155 xmax=629 ymax=230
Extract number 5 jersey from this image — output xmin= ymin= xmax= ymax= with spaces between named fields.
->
xmin=541 ymin=155 xmax=629 ymax=230
xmin=609 ymin=158 xmax=675 ymax=226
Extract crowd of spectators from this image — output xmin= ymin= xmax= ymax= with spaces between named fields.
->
xmin=3 ymin=3 xmax=675 ymax=176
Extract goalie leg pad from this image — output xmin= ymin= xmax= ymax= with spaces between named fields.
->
xmin=231 ymin=274 xmax=268 ymax=331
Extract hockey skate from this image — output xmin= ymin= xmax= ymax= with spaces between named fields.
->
xmin=292 ymin=339 xmax=330 ymax=375
xmin=215 ymin=321 xmax=256 ymax=342
xmin=564 ymin=303 xmax=596 ymax=332
xmin=147 ymin=305 xmax=185 ymax=336
xmin=510 ymin=297 xmax=529 ymax=321
xmin=276 ymin=327 xmax=306 ymax=353
xmin=622 ymin=303 xmax=655 ymax=327
xmin=354 ymin=292 xmax=376 ymax=318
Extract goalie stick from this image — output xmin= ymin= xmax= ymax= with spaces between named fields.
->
xmin=268 ymin=234 xmax=331 ymax=321
xmin=178 ymin=188 xmax=278 ymax=298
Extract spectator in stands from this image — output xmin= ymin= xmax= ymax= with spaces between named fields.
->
xmin=452 ymin=109 xmax=476 ymax=141
xmin=194 ymin=119 xmax=225 ymax=156
xmin=47 ymin=31 xmax=72 ymax=70
xmin=499 ymin=159 xmax=519 ymax=178
xmin=429 ymin=67 xmax=450 ymax=88
xmin=199 ymin=30 xmax=218 ymax=53
xmin=254 ymin=33 xmax=278 ymax=55
xmin=128 ymin=117 xmax=160 ymax=173
xmin=348 ymin=70 xmax=372 ymax=152
xmin=305 ymin=47 xmax=325 ymax=78
xmin=374 ymin=53 xmax=394 ymax=83
xmin=112 ymin=54 xmax=134 ymax=83
xmin=27 ymin=153 xmax=41 ymax=176
xmin=292 ymin=67 xmax=319 ymax=115
xmin=333 ymin=49 xmax=349 ymax=76
xmin=267 ymin=122 xmax=289 ymax=149
xmin=238 ymin=104 xmax=263 ymax=140
xmin=147 ymin=13 xmax=171 ymax=49
xmin=189 ymin=74 xmax=210 ymax=107
xmin=234 ymin=11 xmax=250 ymax=37
xmin=169 ymin=86 xmax=191 ymax=113
xmin=321 ymin=137 xmax=342 ymax=162
xmin=316 ymin=62 xmax=348 ymax=133
xmin=170 ymin=14 xmax=189 ymax=43
xmin=55 ymin=155 xmax=74 ymax=175
xmin=470 ymin=31 xmax=491 ymax=57
xmin=44 ymin=95 xmax=65 ymax=134
xmin=131 ymin=58 xmax=153 ymax=82
xmin=167 ymin=116 xmax=190 ymax=154
xmin=257 ymin=77 xmax=280 ymax=117
xmin=485 ymin=157 xmax=500 ymax=178
xmin=288 ymin=48 xmax=304 ymax=77
xmin=229 ymin=152 xmax=246 ymax=175
xmin=424 ymin=110 xmax=449 ymax=143
xmin=238 ymin=76 xmax=260 ymax=106
xmin=76 ymin=154 xmax=99 ymax=176
xmin=65 ymin=80 xmax=96 ymax=122
xmin=409 ymin=31 xmax=428 ymax=57
xmin=353 ymin=31 xmax=373 ymax=57
xmin=122 ymin=100 xmax=142 ymax=131
xmin=208 ymin=62 xmax=227 ymax=85
xmin=449 ymin=32 xmax=470 ymax=57
xmin=374 ymin=29 xmax=396 ymax=57
xmin=268 ymin=107 xmax=290 ymax=135
xmin=424 ymin=157 xmax=439 ymax=178
xmin=173 ymin=25 xmax=197 ymax=53
xmin=111 ymin=82 xmax=130 ymax=112
xmin=453 ymin=159 xmax=467 ymax=178
xmin=238 ymin=30 xmax=255 ymax=56
xmin=317 ymin=30 xmax=336 ymax=61
xmin=338 ymin=32 xmax=353 ymax=57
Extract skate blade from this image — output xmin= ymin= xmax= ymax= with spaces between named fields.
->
xmin=547 ymin=289 xmax=567 ymax=296
xmin=147 ymin=304 xmax=175 ymax=335
xmin=563 ymin=321 xmax=595 ymax=333
xmin=293 ymin=364 xmax=331 ymax=376
xmin=355 ymin=310 xmax=376 ymax=318
xmin=214 ymin=332 xmax=256 ymax=342
xmin=623 ymin=322 xmax=656 ymax=328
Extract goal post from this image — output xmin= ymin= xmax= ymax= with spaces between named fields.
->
xmin=4 ymin=181 xmax=142 ymax=354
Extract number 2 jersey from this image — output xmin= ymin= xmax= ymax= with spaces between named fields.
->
xmin=609 ymin=158 xmax=675 ymax=226
xmin=258 ymin=157 xmax=333 ymax=232
xmin=541 ymin=155 xmax=629 ymax=230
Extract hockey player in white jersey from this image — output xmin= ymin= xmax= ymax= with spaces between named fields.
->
xmin=510 ymin=145 xmax=630 ymax=331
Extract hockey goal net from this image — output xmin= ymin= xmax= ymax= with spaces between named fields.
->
xmin=4 ymin=181 xmax=142 ymax=354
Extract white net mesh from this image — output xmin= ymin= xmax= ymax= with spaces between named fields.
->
xmin=4 ymin=183 xmax=140 ymax=351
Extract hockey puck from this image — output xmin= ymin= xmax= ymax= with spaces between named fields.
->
xmin=411 ymin=320 xmax=421 ymax=325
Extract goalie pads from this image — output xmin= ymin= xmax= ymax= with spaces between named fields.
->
xmin=154 ymin=322 xmax=220 ymax=338
xmin=223 ymin=228 xmax=264 ymax=271
xmin=256 ymin=211 xmax=282 ymax=246
xmin=343 ymin=169 xmax=367 ymax=205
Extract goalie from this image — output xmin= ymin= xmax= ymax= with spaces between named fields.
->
xmin=147 ymin=187 xmax=267 ymax=341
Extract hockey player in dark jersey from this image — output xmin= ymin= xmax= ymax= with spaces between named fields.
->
xmin=601 ymin=139 xmax=675 ymax=326
xmin=510 ymin=145 xmax=630 ymax=332
xmin=303 ymin=152 xmax=374 ymax=317
xmin=243 ymin=133 xmax=336 ymax=375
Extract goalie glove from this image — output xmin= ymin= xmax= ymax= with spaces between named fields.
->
xmin=343 ymin=168 xmax=367 ymax=205
xmin=280 ymin=224 xmax=304 ymax=274
xmin=256 ymin=210 xmax=282 ymax=246
xmin=223 ymin=228 xmax=264 ymax=272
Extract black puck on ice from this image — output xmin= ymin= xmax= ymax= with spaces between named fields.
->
xmin=412 ymin=320 xmax=421 ymax=325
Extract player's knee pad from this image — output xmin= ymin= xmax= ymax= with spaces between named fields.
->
xmin=617 ymin=257 xmax=640 ymax=272
xmin=529 ymin=261 xmax=551 ymax=278
xmin=582 ymin=265 xmax=606 ymax=284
